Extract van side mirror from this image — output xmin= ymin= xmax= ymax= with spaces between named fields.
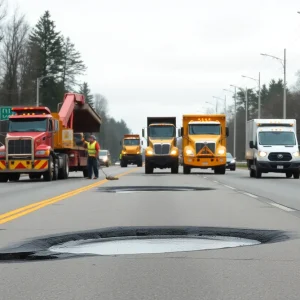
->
xmin=226 ymin=127 xmax=229 ymax=137
xmin=249 ymin=141 xmax=254 ymax=149
xmin=142 ymin=128 xmax=145 ymax=138
xmin=180 ymin=127 xmax=183 ymax=136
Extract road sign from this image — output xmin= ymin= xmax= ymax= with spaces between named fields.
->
xmin=0 ymin=107 xmax=13 ymax=120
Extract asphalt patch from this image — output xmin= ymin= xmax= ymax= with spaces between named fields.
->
xmin=0 ymin=226 xmax=293 ymax=262
xmin=96 ymin=186 xmax=214 ymax=193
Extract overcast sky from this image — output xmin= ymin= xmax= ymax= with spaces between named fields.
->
xmin=7 ymin=0 xmax=300 ymax=134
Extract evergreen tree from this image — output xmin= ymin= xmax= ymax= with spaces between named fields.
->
xmin=61 ymin=37 xmax=86 ymax=91
xmin=79 ymin=82 xmax=94 ymax=107
xmin=28 ymin=10 xmax=63 ymax=110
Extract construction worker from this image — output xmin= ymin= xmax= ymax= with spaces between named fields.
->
xmin=83 ymin=135 xmax=100 ymax=179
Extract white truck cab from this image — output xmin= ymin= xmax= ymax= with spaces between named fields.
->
xmin=246 ymin=119 xmax=300 ymax=179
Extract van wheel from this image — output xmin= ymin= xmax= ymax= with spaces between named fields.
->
xmin=293 ymin=171 xmax=300 ymax=179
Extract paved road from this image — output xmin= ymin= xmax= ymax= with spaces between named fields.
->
xmin=0 ymin=166 xmax=300 ymax=299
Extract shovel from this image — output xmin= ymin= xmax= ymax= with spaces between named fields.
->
xmin=98 ymin=158 xmax=119 ymax=180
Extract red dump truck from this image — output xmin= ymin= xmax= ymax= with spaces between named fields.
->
xmin=0 ymin=93 xmax=102 ymax=182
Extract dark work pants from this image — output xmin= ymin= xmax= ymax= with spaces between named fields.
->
xmin=88 ymin=156 xmax=99 ymax=178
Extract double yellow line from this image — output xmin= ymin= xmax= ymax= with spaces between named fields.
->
xmin=0 ymin=168 xmax=136 ymax=225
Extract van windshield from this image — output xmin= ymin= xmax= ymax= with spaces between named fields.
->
xmin=258 ymin=131 xmax=296 ymax=146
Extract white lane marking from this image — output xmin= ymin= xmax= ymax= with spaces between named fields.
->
xmin=203 ymin=176 xmax=207 ymax=179
xmin=268 ymin=202 xmax=295 ymax=212
xmin=243 ymin=192 xmax=258 ymax=198
xmin=223 ymin=185 xmax=236 ymax=190
xmin=213 ymin=180 xmax=219 ymax=183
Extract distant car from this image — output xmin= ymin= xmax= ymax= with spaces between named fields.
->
xmin=99 ymin=150 xmax=111 ymax=167
xmin=226 ymin=152 xmax=236 ymax=171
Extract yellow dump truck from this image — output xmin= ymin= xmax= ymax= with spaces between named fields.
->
xmin=120 ymin=134 xmax=143 ymax=167
xmin=142 ymin=117 xmax=179 ymax=174
xmin=181 ymin=114 xmax=229 ymax=174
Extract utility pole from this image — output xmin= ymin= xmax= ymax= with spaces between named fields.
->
xmin=261 ymin=49 xmax=286 ymax=118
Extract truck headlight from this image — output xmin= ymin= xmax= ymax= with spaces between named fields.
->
xmin=258 ymin=151 xmax=267 ymax=157
xmin=36 ymin=150 xmax=50 ymax=156
xmin=170 ymin=150 xmax=177 ymax=155
xmin=146 ymin=150 xmax=154 ymax=155
xmin=293 ymin=151 xmax=299 ymax=157
xmin=185 ymin=149 xmax=194 ymax=156
xmin=218 ymin=149 xmax=225 ymax=155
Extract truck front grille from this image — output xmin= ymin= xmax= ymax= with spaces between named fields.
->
xmin=8 ymin=139 xmax=32 ymax=155
xmin=268 ymin=152 xmax=292 ymax=162
xmin=153 ymin=144 xmax=170 ymax=155
xmin=196 ymin=142 xmax=215 ymax=154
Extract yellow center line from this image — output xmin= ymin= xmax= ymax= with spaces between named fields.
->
xmin=0 ymin=168 xmax=137 ymax=225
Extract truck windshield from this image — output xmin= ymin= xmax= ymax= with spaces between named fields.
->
xmin=149 ymin=125 xmax=175 ymax=139
xmin=124 ymin=139 xmax=140 ymax=145
xmin=259 ymin=131 xmax=296 ymax=146
xmin=189 ymin=124 xmax=220 ymax=135
xmin=9 ymin=118 xmax=47 ymax=132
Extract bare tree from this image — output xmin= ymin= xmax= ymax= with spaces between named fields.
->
xmin=0 ymin=10 xmax=29 ymax=105
xmin=0 ymin=0 xmax=7 ymax=43
xmin=94 ymin=93 xmax=108 ymax=115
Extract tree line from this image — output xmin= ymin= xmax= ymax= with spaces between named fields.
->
xmin=226 ymin=79 xmax=300 ymax=160
xmin=0 ymin=3 xmax=131 ymax=161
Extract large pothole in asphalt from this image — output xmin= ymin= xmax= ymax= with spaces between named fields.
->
xmin=97 ymin=186 xmax=214 ymax=193
xmin=0 ymin=226 xmax=291 ymax=262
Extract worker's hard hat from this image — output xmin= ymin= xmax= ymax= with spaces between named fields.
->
xmin=90 ymin=135 xmax=96 ymax=140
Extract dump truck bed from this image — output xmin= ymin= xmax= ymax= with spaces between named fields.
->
xmin=147 ymin=117 xmax=176 ymax=127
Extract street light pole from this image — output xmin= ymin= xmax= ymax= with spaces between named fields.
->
xmin=213 ymin=96 xmax=226 ymax=116
xmin=260 ymin=49 xmax=286 ymax=118
xmin=224 ymin=87 xmax=237 ymax=158
xmin=242 ymin=73 xmax=261 ymax=118
xmin=36 ymin=75 xmax=50 ymax=106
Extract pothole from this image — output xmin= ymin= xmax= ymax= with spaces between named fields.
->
xmin=97 ymin=186 xmax=214 ymax=193
xmin=49 ymin=236 xmax=260 ymax=256
xmin=0 ymin=226 xmax=292 ymax=262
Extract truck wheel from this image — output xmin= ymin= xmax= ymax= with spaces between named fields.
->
xmin=219 ymin=166 xmax=226 ymax=175
xmin=183 ymin=165 xmax=190 ymax=174
xmin=293 ymin=171 xmax=300 ymax=179
xmin=255 ymin=164 xmax=262 ymax=179
xmin=43 ymin=156 xmax=56 ymax=181
xmin=29 ymin=174 xmax=42 ymax=180
xmin=145 ymin=162 xmax=153 ymax=174
xmin=8 ymin=173 xmax=20 ymax=182
xmin=171 ymin=162 xmax=179 ymax=174
xmin=250 ymin=169 xmax=255 ymax=178
xmin=0 ymin=174 xmax=9 ymax=182
xmin=58 ymin=154 xmax=69 ymax=179
xmin=286 ymin=172 xmax=292 ymax=178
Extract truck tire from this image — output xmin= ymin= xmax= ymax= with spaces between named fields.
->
xmin=0 ymin=174 xmax=8 ymax=182
xmin=43 ymin=156 xmax=57 ymax=181
xmin=255 ymin=162 xmax=262 ymax=179
xmin=8 ymin=173 xmax=20 ymax=182
xmin=145 ymin=162 xmax=153 ymax=174
xmin=293 ymin=171 xmax=300 ymax=179
xmin=171 ymin=162 xmax=179 ymax=174
xmin=29 ymin=174 xmax=42 ymax=180
xmin=58 ymin=154 xmax=69 ymax=179
xmin=183 ymin=165 xmax=190 ymax=174
xmin=219 ymin=166 xmax=226 ymax=174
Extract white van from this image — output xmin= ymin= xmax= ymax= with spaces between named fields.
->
xmin=246 ymin=119 xmax=300 ymax=179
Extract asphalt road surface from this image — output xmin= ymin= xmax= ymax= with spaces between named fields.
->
xmin=0 ymin=165 xmax=300 ymax=299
